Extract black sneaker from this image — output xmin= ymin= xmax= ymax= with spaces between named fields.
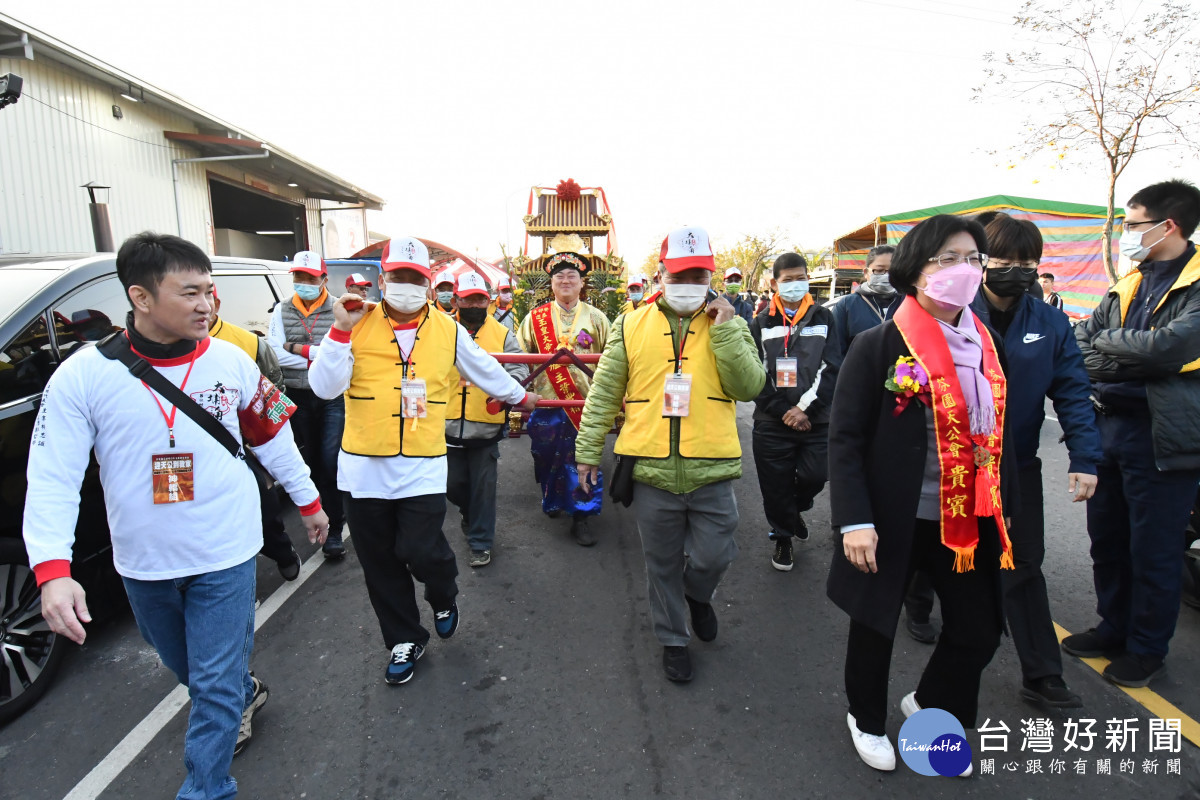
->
xmin=276 ymin=547 xmax=301 ymax=582
xmin=322 ymin=530 xmax=346 ymax=561
xmin=685 ymin=595 xmax=718 ymax=642
xmin=1103 ymin=652 xmax=1165 ymax=688
xmin=772 ymin=537 xmax=794 ymax=572
xmin=1061 ymin=627 xmax=1123 ymax=658
xmin=385 ymin=642 xmax=424 ymax=685
xmin=233 ymin=674 xmax=268 ymax=757
xmin=662 ymin=646 xmax=693 ymax=682
xmin=571 ymin=517 xmax=597 ymax=547
xmin=1020 ymin=675 xmax=1083 ymax=708
xmin=905 ymin=614 xmax=938 ymax=644
xmin=795 ymin=514 xmax=810 ymax=542
xmin=434 ymin=602 xmax=459 ymax=639
xmin=469 ymin=550 xmax=492 ymax=568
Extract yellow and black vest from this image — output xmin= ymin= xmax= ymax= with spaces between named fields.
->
xmin=342 ymin=304 xmax=458 ymax=457
xmin=614 ymin=304 xmax=740 ymax=459
xmin=210 ymin=317 xmax=259 ymax=362
xmin=447 ymin=316 xmax=510 ymax=425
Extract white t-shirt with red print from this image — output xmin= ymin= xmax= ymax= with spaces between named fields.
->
xmin=23 ymin=336 xmax=320 ymax=582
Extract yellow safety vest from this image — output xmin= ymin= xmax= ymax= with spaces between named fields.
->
xmin=447 ymin=316 xmax=510 ymax=424
xmin=613 ymin=304 xmax=740 ymax=459
xmin=341 ymin=304 xmax=458 ymax=457
xmin=209 ymin=317 xmax=259 ymax=362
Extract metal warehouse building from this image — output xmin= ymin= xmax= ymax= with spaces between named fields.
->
xmin=0 ymin=13 xmax=383 ymax=259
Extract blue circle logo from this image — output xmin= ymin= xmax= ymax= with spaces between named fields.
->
xmin=897 ymin=708 xmax=973 ymax=776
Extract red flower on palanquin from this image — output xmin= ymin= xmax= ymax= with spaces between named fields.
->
xmin=556 ymin=178 xmax=581 ymax=202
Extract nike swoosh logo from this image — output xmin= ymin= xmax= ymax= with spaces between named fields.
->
xmin=1023 ymin=333 xmax=1045 ymax=344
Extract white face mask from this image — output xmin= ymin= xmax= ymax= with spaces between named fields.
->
xmin=663 ymin=282 xmax=708 ymax=314
xmin=1118 ymin=220 xmax=1167 ymax=262
xmin=384 ymin=282 xmax=429 ymax=313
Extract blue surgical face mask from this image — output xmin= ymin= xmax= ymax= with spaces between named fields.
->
xmin=629 ymin=290 xmax=644 ymax=302
xmin=293 ymin=283 xmax=322 ymax=302
xmin=777 ymin=280 xmax=809 ymax=303
xmin=437 ymin=291 xmax=454 ymax=306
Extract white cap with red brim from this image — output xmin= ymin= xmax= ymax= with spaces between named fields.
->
xmin=381 ymin=237 xmax=431 ymax=279
xmin=290 ymin=250 xmax=325 ymax=277
xmin=455 ymin=272 xmax=489 ymax=298
xmin=660 ymin=227 xmax=716 ymax=273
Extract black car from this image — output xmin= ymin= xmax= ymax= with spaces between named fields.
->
xmin=0 ymin=254 xmax=287 ymax=724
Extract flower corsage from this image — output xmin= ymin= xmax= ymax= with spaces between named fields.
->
xmin=884 ymin=356 xmax=931 ymax=416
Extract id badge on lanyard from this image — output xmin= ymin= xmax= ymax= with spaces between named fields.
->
xmin=152 ymin=453 xmax=195 ymax=504
xmin=401 ymin=378 xmax=428 ymax=419
xmin=662 ymin=373 xmax=692 ymax=417
xmin=776 ymin=357 xmax=798 ymax=388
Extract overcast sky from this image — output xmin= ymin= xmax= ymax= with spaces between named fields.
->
xmin=3 ymin=0 xmax=1188 ymax=263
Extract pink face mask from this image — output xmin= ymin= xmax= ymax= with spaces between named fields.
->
xmin=919 ymin=261 xmax=982 ymax=311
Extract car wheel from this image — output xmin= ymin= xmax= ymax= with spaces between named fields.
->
xmin=0 ymin=539 xmax=69 ymax=724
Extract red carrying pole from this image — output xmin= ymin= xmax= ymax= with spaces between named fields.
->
xmin=491 ymin=353 xmax=601 ymax=364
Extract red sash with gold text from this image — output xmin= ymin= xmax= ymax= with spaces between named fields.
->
xmin=893 ymin=297 xmax=1014 ymax=572
xmin=530 ymin=303 xmax=585 ymax=429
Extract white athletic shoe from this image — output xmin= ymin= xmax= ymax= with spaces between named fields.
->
xmin=847 ymin=712 xmax=896 ymax=771
xmin=899 ymin=692 xmax=972 ymax=777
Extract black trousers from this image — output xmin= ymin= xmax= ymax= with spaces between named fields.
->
xmin=446 ymin=443 xmax=500 ymax=553
xmin=345 ymin=494 xmax=458 ymax=649
xmin=288 ymin=388 xmax=347 ymax=531
xmin=905 ymin=460 xmax=1063 ymax=681
xmin=751 ymin=419 xmax=828 ymax=539
xmin=846 ymin=519 xmax=1002 ymax=735
xmin=257 ymin=482 xmax=295 ymax=565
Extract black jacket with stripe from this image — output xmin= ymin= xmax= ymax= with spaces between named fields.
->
xmin=749 ymin=302 xmax=842 ymax=426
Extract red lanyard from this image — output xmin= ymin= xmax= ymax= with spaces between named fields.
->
xmin=142 ymin=348 xmax=200 ymax=449
xmin=297 ymin=311 xmax=323 ymax=340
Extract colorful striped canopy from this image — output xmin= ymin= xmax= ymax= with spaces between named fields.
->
xmin=836 ymin=195 xmax=1124 ymax=318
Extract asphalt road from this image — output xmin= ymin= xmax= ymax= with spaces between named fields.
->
xmin=2 ymin=403 xmax=1199 ymax=799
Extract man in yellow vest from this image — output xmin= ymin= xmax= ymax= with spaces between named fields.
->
xmin=620 ymin=274 xmax=647 ymax=316
xmin=207 ymin=284 xmax=301 ymax=581
xmin=309 ymin=237 xmax=538 ymax=686
xmin=575 ymin=226 xmax=765 ymax=682
xmin=445 ymin=272 xmax=529 ymax=568
xmin=517 ymin=252 xmax=611 ymax=546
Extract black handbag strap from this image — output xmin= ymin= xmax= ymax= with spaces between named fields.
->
xmin=96 ymin=331 xmax=251 ymax=465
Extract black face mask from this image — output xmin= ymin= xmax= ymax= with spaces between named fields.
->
xmin=458 ymin=307 xmax=488 ymax=327
xmin=985 ymin=267 xmax=1039 ymax=298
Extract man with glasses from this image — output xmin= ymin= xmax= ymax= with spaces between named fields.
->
xmin=830 ymin=244 xmax=900 ymax=360
xmin=1068 ymin=179 xmax=1200 ymax=688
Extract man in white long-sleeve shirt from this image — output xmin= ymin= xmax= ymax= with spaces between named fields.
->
xmin=309 ymin=236 xmax=537 ymax=686
xmin=25 ymin=233 xmax=329 ymax=800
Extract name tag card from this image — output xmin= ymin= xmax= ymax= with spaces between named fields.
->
xmin=662 ymin=373 xmax=692 ymax=417
xmin=776 ymin=357 xmax=798 ymax=388
xmin=152 ymin=453 xmax=195 ymax=504
xmin=401 ymin=378 xmax=428 ymax=419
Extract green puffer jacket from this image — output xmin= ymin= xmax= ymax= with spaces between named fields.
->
xmin=575 ymin=298 xmax=766 ymax=494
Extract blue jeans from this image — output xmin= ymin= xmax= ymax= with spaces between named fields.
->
xmin=123 ymin=558 xmax=257 ymax=800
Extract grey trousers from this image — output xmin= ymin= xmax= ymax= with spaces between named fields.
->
xmin=632 ymin=480 xmax=740 ymax=646
xmin=446 ymin=443 xmax=500 ymax=552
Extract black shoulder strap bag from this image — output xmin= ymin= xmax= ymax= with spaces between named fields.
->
xmin=96 ymin=332 xmax=276 ymax=491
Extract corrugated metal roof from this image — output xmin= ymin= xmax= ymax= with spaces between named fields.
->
xmin=0 ymin=12 xmax=383 ymax=209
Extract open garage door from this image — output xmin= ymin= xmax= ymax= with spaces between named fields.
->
xmin=209 ymin=176 xmax=307 ymax=260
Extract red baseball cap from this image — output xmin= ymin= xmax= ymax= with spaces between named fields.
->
xmin=381 ymin=237 xmax=431 ymax=279
xmin=345 ymin=272 xmax=372 ymax=289
xmin=659 ymin=227 xmax=715 ymax=273
xmin=290 ymin=250 xmax=325 ymax=277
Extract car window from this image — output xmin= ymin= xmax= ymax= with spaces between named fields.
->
xmin=211 ymin=274 xmax=279 ymax=336
xmin=0 ymin=314 xmax=54 ymax=406
xmin=51 ymin=277 xmax=126 ymax=361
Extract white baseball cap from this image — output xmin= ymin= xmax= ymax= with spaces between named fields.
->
xmin=381 ymin=237 xmax=431 ymax=278
xmin=434 ymin=268 xmax=456 ymax=288
xmin=497 ymin=276 xmax=512 ymax=290
xmin=290 ymin=250 xmax=325 ymax=277
xmin=659 ymin=227 xmax=715 ymax=273
xmin=724 ymin=267 xmax=743 ymax=281
xmin=627 ymin=274 xmax=646 ymax=288
xmin=345 ymin=272 xmax=372 ymax=288
xmin=455 ymin=272 xmax=489 ymax=298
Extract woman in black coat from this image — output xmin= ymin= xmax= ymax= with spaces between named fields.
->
xmin=826 ymin=215 xmax=1018 ymax=774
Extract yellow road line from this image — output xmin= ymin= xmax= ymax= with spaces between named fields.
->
xmin=1054 ymin=622 xmax=1200 ymax=748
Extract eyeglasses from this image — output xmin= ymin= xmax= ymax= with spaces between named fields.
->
xmin=1124 ymin=219 xmax=1164 ymax=230
xmin=927 ymin=253 xmax=988 ymax=270
xmin=987 ymin=259 xmax=1039 ymax=273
